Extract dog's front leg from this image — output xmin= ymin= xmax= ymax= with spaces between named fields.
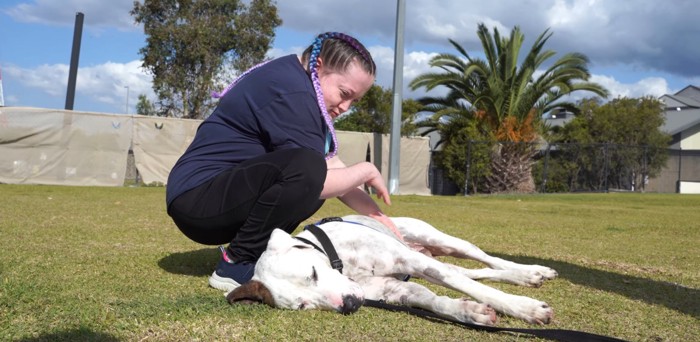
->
xmin=358 ymin=276 xmax=498 ymax=326
xmin=398 ymin=251 xmax=554 ymax=325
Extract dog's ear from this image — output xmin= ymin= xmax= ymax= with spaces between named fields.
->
xmin=266 ymin=228 xmax=298 ymax=253
xmin=226 ymin=280 xmax=275 ymax=307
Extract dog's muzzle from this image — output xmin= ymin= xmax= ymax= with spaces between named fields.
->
xmin=338 ymin=294 xmax=364 ymax=315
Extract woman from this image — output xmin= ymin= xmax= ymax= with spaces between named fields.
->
xmin=166 ymin=32 xmax=402 ymax=292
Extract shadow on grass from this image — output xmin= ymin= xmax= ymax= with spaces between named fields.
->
xmin=17 ymin=327 xmax=119 ymax=342
xmin=492 ymin=253 xmax=700 ymax=319
xmin=157 ymin=249 xmax=699 ymax=318
xmin=158 ymin=247 xmax=220 ymax=277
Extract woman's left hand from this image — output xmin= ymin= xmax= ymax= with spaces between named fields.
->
xmin=370 ymin=213 xmax=404 ymax=243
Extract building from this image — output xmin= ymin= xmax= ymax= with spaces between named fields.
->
xmin=647 ymin=85 xmax=700 ymax=193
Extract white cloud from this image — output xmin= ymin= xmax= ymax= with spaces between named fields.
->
xmin=590 ymin=75 xmax=671 ymax=99
xmin=5 ymin=0 xmax=138 ymax=31
xmin=276 ymin=0 xmax=699 ymax=79
xmin=4 ymin=63 xmax=68 ymax=97
xmin=418 ymin=15 xmax=458 ymax=38
xmin=546 ymin=0 xmax=610 ymax=27
xmin=5 ymin=59 xmax=153 ymax=113
xmin=4 ymin=0 xmax=698 ymax=113
xmin=6 ymin=0 xmax=699 ymax=79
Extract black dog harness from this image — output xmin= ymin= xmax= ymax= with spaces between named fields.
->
xmin=294 ymin=218 xmax=345 ymax=273
xmin=296 ymin=217 xmax=627 ymax=342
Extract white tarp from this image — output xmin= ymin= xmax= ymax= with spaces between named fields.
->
xmin=373 ymin=134 xmax=431 ymax=196
xmin=132 ymin=116 xmax=200 ymax=185
xmin=0 ymin=107 xmax=132 ymax=186
xmin=336 ymin=130 xmax=371 ymax=166
xmin=0 ymin=107 xmax=433 ymax=195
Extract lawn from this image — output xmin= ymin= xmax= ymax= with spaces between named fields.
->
xmin=1 ymin=185 xmax=698 ymax=341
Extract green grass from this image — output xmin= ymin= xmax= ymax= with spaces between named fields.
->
xmin=1 ymin=185 xmax=698 ymax=341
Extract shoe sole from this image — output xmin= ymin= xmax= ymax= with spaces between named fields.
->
xmin=209 ymin=271 xmax=241 ymax=292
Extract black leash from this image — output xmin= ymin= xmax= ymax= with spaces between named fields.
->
xmin=302 ymin=218 xmax=628 ymax=342
xmin=363 ymin=299 xmax=627 ymax=342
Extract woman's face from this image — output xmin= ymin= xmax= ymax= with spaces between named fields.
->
xmin=317 ymin=60 xmax=374 ymax=119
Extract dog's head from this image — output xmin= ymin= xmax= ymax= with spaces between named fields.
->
xmin=226 ymin=229 xmax=364 ymax=314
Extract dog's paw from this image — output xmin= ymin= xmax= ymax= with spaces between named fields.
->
xmin=506 ymin=296 xmax=554 ymax=325
xmin=531 ymin=265 xmax=558 ymax=280
xmin=456 ymin=298 xmax=498 ymax=326
xmin=526 ymin=301 xmax=553 ymax=325
xmin=503 ymin=269 xmax=548 ymax=287
xmin=508 ymin=265 xmax=558 ymax=286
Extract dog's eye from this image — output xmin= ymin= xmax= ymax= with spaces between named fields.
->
xmin=311 ymin=266 xmax=318 ymax=283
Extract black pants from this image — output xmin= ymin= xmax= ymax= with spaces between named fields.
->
xmin=167 ymin=148 xmax=326 ymax=262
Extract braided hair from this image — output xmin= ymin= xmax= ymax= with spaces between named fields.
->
xmin=213 ymin=32 xmax=375 ymax=160
xmin=302 ymin=32 xmax=376 ymax=159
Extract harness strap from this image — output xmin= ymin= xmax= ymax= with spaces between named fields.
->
xmin=293 ymin=236 xmax=326 ymax=255
xmin=304 ymin=224 xmax=344 ymax=273
xmin=363 ymin=299 xmax=628 ymax=342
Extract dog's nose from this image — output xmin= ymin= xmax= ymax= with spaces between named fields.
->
xmin=339 ymin=295 xmax=364 ymax=315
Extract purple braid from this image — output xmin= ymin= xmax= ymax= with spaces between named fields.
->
xmin=308 ymin=34 xmax=338 ymax=159
xmin=309 ymin=32 xmax=374 ymax=159
xmin=332 ymin=32 xmax=373 ymax=67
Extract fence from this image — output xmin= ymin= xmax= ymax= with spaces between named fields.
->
xmin=444 ymin=140 xmax=700 ymax=194
xmin=0 ymin=107 xmax=432 ymax=195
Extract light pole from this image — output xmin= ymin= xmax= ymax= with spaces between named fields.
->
xmin=388 ymin=0 xmax=406 ymax=194
xmin=124 ymin=86 xmax=129 ymax=114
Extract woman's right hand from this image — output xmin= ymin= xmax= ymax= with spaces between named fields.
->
xmin=363 ymin=166 xmax=391 ymax=206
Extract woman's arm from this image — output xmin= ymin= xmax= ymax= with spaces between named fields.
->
xmin=320 ymin=157 xmax=389 ymax=204
xmin=321 ymin=156 xmax=403 ymax=241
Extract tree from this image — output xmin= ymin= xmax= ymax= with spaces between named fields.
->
xmin=135 ymin=94 xmax=157 ymax=116
xmin=334 ymin=84 xmax=420 ymax=136
xmin=131 ymin=0 xmax=281 ymax=119
xmin=551 ymin=96 xmax=670 ymax=191
xmin=416 ymin=104 xmax=492 ymax=194
xmin=410 ymin=23 xmax=608 ymax=193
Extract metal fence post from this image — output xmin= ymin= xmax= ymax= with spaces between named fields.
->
xmin=541 ymin=143 xmax=551 ymax=193
xmin=603 ymin=143 xmax=609 ymax=192
xmin=642 ymin=145 xmax=648 ymax=192
xmin=677 ymin=148 xmax=682 ymax=193
xmin=464 ymin=140 xmax=472 ymax=196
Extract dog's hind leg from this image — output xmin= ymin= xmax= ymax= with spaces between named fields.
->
xmin=358 ymin=276 xmax=498 ymax=326
xmin=440 ymin=263 xmax=550 ymax=287
xmin=391 ymin=217 xmax=557 ymax=282
xmin=391 ymin=249 xmax=554 ymax=325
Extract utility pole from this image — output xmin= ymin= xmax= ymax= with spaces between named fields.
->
xmin=388 ymin=0 xmax=406 ymax=194
xmin=65 ymin=12 xmax=84 ymax=110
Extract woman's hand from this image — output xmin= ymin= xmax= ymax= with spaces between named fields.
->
xmin=363 ymin=166 xmax=391 ymax=206
xmin=323 ymin=157 xmax=402 ymax=241
xmin=370 ymin=212 xmax=404 ymax=243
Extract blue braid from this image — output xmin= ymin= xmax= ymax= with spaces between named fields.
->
xmin=309 ymin=32 xmax=374 ymax=160
xmin=309 ymin=33 xmax=338 ymax=159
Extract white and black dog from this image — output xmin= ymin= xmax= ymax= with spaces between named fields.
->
xmin=225 ymin=215 xmax=557 ymax=326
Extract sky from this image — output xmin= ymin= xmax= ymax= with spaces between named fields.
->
xmin=1 ymin=0 xmax=699 ymax=115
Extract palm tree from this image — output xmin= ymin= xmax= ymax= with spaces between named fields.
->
xmin=411 ymin=23 xmax=609 ymax=193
